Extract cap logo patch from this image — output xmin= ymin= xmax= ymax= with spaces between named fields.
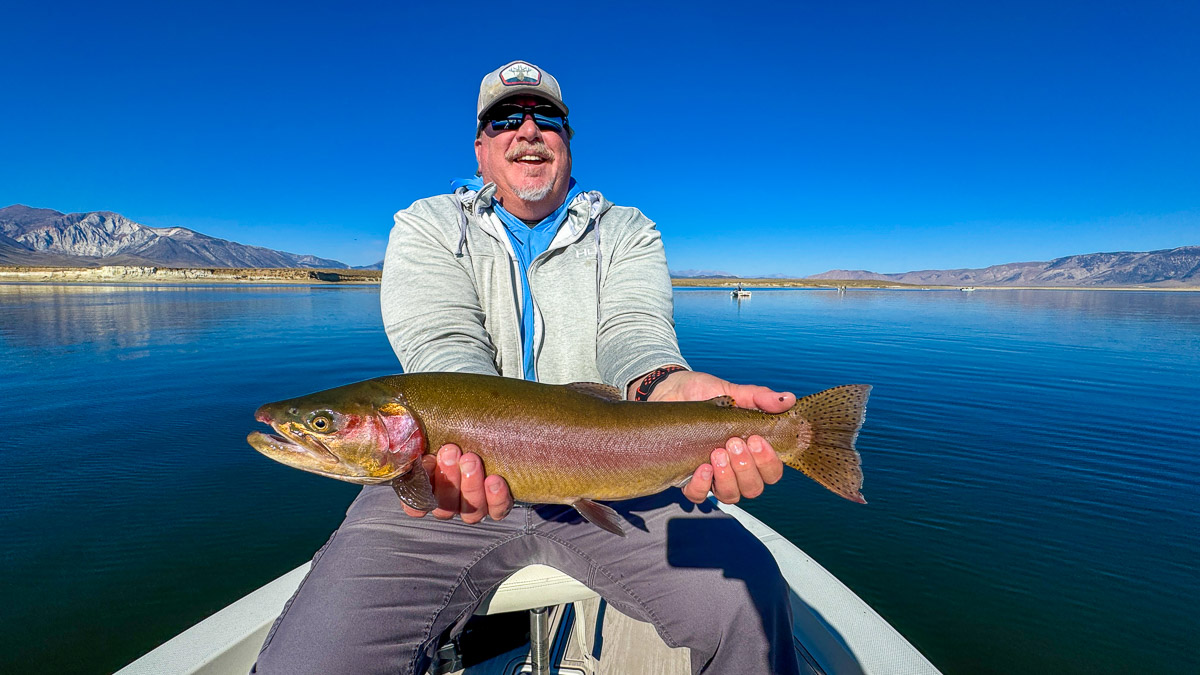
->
xmin=500 ymin=63 xmax=541 ymax=86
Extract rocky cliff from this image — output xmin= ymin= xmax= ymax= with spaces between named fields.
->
xmin=0 ymin=265 xmax=380 ymax=283
xmin=810 ymin=246 xmax=1200 ymax=287
xmin=0 ymin=205 xmax=348 ymax=268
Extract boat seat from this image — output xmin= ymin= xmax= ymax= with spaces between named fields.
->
xmin=468 ymin=564 xmax=598 ymax=675
xmin=474 ymin=564 xmax=598 ymax=615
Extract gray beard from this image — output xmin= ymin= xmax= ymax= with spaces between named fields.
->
xmin=513 ymin=180 xmax=555 ymax=202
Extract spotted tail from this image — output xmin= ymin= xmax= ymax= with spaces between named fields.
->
xmin=782 ymin=384 xmax=871 ymax=504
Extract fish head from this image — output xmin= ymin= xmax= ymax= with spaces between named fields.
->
xmin=247 ymin=380 xmax=426 ymax=484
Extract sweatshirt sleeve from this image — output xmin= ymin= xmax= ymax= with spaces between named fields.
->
xmin=380 ymin=205 xmax=500 ymax=376
xmin=596 ymin=208 xmax=690 ymax=394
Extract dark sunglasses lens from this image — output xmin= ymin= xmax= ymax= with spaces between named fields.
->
xmin=489 ymin=117 xmax=523 ymax=131
xmin=532 ymin=114 xmax=565 ymax=131
xmin=487 ymin=106 xmax=566 ymax=133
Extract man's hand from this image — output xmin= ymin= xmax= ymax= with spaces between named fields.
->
xmin=642 ymin=370 xmax=792 ymax=504
xmin=401 ymin=444 xmax=513 ymax=523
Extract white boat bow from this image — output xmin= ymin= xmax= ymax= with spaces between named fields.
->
xmin=117 ymin=502 xmax=939 ymax=675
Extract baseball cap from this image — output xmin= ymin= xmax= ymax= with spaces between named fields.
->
xmin=477 ymin=60 xmax=569 ymax=121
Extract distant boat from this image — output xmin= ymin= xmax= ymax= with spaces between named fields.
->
xmin=960 ymin=287 xmax=976 ymax=292
xmin=732 ymin=283 xmax=752 ymax=298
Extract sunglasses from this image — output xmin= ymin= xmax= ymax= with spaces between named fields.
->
xmin=484 ymin=103 xmax=569 ymax=133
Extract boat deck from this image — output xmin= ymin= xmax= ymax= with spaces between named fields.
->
xmin=435 ymin=598 xmax=825 ymax=674
xmin=117 ymin=503 xmax=940 ymax=675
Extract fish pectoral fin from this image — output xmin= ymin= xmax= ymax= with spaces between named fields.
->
xmin=706 ymin=395 xmax=737 ymax=408
xmin=378 ymin=400 xmax=407 ymax=416
xmin=572 ymin=499 xmax=627 ymax=537
xmin=391 ymin=466 xmax=436 ymax=511
xmin=565 ymin=382 xmax=624 ymax=401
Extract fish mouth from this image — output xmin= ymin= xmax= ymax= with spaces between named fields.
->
xmin=247 ymin=426 xmax=368 ymax=483
xmin=248 ymin=427 xmax=337 ymax=464
xmin=247 ymin=423 xmax=408 ymax=485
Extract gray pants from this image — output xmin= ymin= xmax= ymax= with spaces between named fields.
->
xmin=252 ymin=486 xmax=801 ymax=675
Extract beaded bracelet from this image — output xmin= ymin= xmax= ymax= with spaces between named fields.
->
xmin=633 ymin=365 xmax=688 ymax=401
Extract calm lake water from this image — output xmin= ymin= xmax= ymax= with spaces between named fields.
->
xmin=1 ymin=283 xmax=1197 ymax=674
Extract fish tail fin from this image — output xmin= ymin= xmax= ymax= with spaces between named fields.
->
xmin=780 ymin=384 xmax=871 ymax=504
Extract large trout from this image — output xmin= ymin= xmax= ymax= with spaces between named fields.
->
xmin=248 ymin=373 xmax=871 ymax=535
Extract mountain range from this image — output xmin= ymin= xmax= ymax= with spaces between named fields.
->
xmin=3 ymin=204 xmax=1196 ymax=286
xmin=669 ymin=269 xmax=796 ymax=279
xmin=0 ymin=205 xmax=347 ymax=268
xmin=808 ymin=246 xmax=1200 ymax=287
xmin=669 ymin=269 xmax=738 ymax=278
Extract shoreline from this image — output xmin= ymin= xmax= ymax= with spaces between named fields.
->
xmin=0 ymin=265 xmax=1196 ymax=291
xmin=0 ymin=265 xmax=381 ymax=284
xmin=670 ymin=278 xmax=1200 ymax=291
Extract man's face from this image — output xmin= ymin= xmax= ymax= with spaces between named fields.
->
xmin=475 ymin=96 xmax=571 ymax=217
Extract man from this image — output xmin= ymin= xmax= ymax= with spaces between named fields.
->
xmin=254 ymin=60 xmax=801 ymax=675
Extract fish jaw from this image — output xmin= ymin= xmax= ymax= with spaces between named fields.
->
xmin=248 ymin=401 xmax=426 ymax=485
xmin=247 ymin=428 xmax=356 ymax=480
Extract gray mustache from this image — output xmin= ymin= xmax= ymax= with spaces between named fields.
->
xmin=506 ymin=143 xmax=553 ymax=162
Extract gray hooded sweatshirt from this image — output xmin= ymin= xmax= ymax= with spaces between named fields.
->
xmin=380 ymin=183 xmax=688 ymax=394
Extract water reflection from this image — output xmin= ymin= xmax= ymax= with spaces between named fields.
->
xmin=968 ymin=288 xmax=1200 ymax=325
xmin=679 ymin=286 xmax=1200 ymax=327
xmin=820 ymin=287 xmax=1200 ymax=324
xmin=0 ymin=284 xmax=324 ymax=351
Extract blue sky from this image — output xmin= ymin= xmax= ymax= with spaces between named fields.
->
xmin=2 ymin=1 xmax=1197 ymax=274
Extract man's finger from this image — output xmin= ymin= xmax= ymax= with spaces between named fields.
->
xmin=747 ymin=435 xmax=785 ymax=484
xmin=725 ymin=382 xmax=794 ymax=413
xmin=753 ymin=387 xmax=795 ymax=413
xmin=432 ymin=444 xmax=462 ymax=520
xmin=710 ymin=448 xmax=740 ymax=503
xmin=682 ymin=464 xmax=714 ymax=503
xmin=726 ymin=437 xmax=764 ymax=499
xmin=484 ymin=475 xmax=513 ymax=521
xmin=402 ymin=454 xmax=438 ymax=518
xmin=458 ymin=453 xmax=488 ymax=524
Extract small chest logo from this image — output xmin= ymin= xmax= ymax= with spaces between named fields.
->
xmin=575 ymin=246 xmax=597 ymax=259
xmin=501 ymin=63 xmax=541 ymax=86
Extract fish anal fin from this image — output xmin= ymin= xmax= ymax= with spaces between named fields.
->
xmin=572 ymin=499 xmax=626 ymax=536
xmin=707 ymin=395 xmax=737 ymax=408
xmin=391 ymin=466 xmax=436 ymax=511
xmin=565 ymin=382 xmax=624 ymax=401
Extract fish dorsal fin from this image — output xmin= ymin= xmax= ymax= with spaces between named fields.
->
xmin=565 ymin=382 xmax=623 ymax=401
xmin=391 ymin=466 xmax=436 ymax=511
xmin=707 ymin=395 xmax=737 ymax=408
xmin=572 ymin=499 xmax=626 ymax=536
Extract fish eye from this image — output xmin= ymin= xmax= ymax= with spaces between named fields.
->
xmin=307 ymin=412 xmax=335 ymax=433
